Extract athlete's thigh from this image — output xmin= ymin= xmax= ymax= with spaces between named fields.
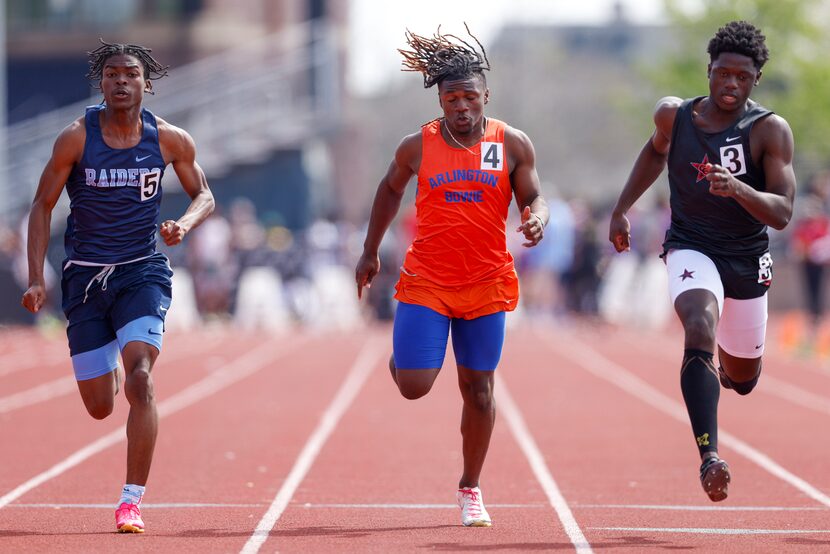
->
xmin=111 ymin=259 xmax=172 ymax=359
xmin=63 ymin=271 xmax=119 ymax=384
xmin=393 ymin=301 xmax=450 ymax=370
xmin=451 ymin=311 xmax=506 ymax=371
xmin=717 ymin=295 xmax=768 ymax=359
xmin=65 ymin=315 xmax=120 ymax=413
xmin=665 ymin=249 xmax=725 ymax=314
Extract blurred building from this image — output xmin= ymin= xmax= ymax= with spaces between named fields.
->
xmin=4 ymin=0 xmax=348 ymax=230
xmin=1 ymin=0 xmax=350 ymax=323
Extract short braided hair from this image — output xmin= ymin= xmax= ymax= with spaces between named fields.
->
xmin=86 ymin=38 xmax=169 ymax=90
xmin=399 ymin=23 xmax=490 ymax=88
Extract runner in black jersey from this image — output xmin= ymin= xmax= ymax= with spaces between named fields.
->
xmin=608 ymin=21 xmax=796 ymax=502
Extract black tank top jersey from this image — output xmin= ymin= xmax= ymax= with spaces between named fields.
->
xmin=663 ymin=96 xmax=773 ymax=257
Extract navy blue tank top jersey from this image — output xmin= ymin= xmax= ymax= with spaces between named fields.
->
xmin=663 ymin=96 xmax=773 ymax=257
xmin=64 ymin=104 xmax=166 ymax=264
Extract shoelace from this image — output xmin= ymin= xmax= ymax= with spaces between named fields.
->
xmin=460 ymin=489 xmax=482 ymax=516
xmin=118 ymin=503 xmax=141 ymax=517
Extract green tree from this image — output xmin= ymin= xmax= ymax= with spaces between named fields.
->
xmin=649 ymin=0 xmax=830 ymax=177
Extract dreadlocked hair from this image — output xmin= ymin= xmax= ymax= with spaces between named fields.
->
xmin=399 ymin=23 xmax=490 ymax=88
xmin=86 ymin=38 xmax=169 ymax=90
xmin=707 ymin=21 xmax=769 ymax=70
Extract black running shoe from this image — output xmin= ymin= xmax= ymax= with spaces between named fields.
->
xmin=700 ymin=456 xmax=730 ymax=502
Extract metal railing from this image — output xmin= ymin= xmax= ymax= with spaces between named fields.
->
xmin=1 ymin=21 xmax=340 ymax=221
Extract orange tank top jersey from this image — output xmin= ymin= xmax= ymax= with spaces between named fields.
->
xmin=394 ymin=117 xmax=519 ymax=319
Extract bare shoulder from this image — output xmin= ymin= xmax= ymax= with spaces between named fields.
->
xmin=53 ymin=116 xmax=86 ymax=161
xmin=654 ymin=96 xmax=683 ymax=130
xmin=394 ymin=130 xmax=422 ymax=167
xmin=155 ymin=116 xmax=196 ymax=161
xmin=753 ymin=112 xmax=794 ymax=157
xmin=398 ymin=130 xmax=422 ymax=151
xmin=156 ymin=116 xmax=194 ymax=147
xmin=504 ymin=124 xmax=534 ymax=154
xmin=754 ymin=112 xmax=793 ymax=139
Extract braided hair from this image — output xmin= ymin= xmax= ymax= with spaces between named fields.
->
xmin=399 ymin=23 xmax=490 ymax=88
xmin=86 ymin=38 xmax=169 ymax=91
xmin=708 ymin=21 xmax=769 ymax=70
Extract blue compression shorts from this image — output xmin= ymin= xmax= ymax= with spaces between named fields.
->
xmin=392 ymin=301 xmax=506 ymax=371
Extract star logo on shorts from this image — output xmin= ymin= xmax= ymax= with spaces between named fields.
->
xmin=680 ymin=269 xmax=695 ymax=281
xmin=690 ymin=154 xmax=711 ymax=182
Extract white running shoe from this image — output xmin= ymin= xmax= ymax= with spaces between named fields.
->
xmin=456 ymin=486 xmax=492 ymax=527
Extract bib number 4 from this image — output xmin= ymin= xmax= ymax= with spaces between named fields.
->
xmin=481 ymin=142 xmax=503 ymax=171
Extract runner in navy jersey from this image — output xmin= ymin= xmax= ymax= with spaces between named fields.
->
xmin=608 ymin=21 xmax=796 ymax=501
xmin=21 ymin=40 xmax=215 ymax=532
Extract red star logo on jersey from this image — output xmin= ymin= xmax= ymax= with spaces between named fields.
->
xmin=690 ymin=154 xmax=712 ymax=182
xmin=680 ymin=269 xmax=695 ymax=281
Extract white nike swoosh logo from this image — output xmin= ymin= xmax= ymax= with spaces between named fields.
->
xmin=725 ymin=136 xmax=741 ymax=142
xmin=136 ymin=154 xmax=152 ymax=162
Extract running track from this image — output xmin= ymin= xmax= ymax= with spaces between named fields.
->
xmin=1 ymin=317 xmax=829 ymax=553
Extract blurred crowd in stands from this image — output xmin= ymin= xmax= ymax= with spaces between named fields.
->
xmin=2 ymin=178 xmax=830 ymax=344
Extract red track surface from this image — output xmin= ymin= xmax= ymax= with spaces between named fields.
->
xmin=1 ymin=316 xmax=829 ymax=553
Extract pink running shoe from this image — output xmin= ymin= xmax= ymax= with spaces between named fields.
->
xmin=115 ymin=502 xmax=145 ymax=533
xmin=456 ymin=487 xmax=492 ymax=527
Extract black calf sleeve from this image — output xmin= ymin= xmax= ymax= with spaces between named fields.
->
xmin=681 ymin=349 xmax=720 ymax=456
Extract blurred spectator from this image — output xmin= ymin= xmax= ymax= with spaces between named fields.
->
xmin=598 ymin=194 xmax=672 ymax=329
xmin=516 ymin=189 xmax=575 ymax=320
xmin=0 ymin=214 xmax=58 ymax=324
xmin=562 ymin=200 xmax=603 ymax=316
xmin=187 ymin=208 xmax=235 ymax=317
xmin=228 ymin=197 xmax=266 ymax=267
xmin=790 ymin=171 xmax=830 ymax=339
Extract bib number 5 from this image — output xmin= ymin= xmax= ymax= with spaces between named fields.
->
xmin=139 ymin=170 xmax=161 ymax=201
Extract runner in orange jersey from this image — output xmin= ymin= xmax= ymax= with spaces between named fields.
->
xmin=355 ymin=25 xmax=549 ymax=528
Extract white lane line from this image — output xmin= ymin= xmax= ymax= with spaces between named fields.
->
xmin=0 ymin=377 xmax=76 ymax=414
xmin=0 ymin=347 xmax=68 ymax=377
xmin=543 ymin=333 xmax=830 ymax=508
xmin=10 ymin=503 xmax=266 ymax=508
xmin=298 ymin=503 xmax=547 ymax=509
xmin=9 ymin=502 xmax=546 ymax=510
xmin=592 ymin=527 xmax=830 ymax=535
xmin=0 ymin=336 xmax=307 ymax=510
xmin=625 ymin=329 xmax=830 ymax=417
xmin=240 ymin=337 xmax=385 ymax=554
xmin=496 ymin=374 xmax=593 ymax=554
xmin=575 ymin=503 xmax=827 ymax=512
xmin=0 ymin=337 xmax=221 ymax=414
xmin=748 ymin=374 xmax=830 ymax=417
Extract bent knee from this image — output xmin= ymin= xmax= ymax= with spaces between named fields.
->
xmin=683 ymin=316 xmax=716 ymax=346
xmin=396 ymin=369 xmax=439 ymax=400
xmin=124 ymin=370 xmax=155 ymax=405
xmin=399 ymin=385 xmax=432 ymax=400
xmin=465 ymin=389 xmax=495 ymax=412
xmin=732 ymin=374 xmax=760 ymax=395
xmin=85 ymin=400 xmax=114 ymax=420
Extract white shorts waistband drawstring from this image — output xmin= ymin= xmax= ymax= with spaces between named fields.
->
xmin=82 ymin=265 xmax=116 ymax=303
xmin=63 ymin=254 xmax=153 ymax=304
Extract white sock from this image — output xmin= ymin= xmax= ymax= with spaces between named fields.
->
xmin=119 ymin=484 xmax=145 ymax=506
